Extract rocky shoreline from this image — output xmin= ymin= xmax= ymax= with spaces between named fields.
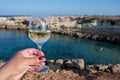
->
xmin=0 ymin=59 xmax=120 ymax=80
xmin=22 ymin=59 xmax=120 ymax=80
xmin=45 ymin=59 xmax=120 ymax=74
xmin=47 ymin=16 xmax=120 ymax=45
xmin=0 ymin=16 xmax=29 ymax=30
xmin=0 ymin=16 xmax=120 ymax=44
xmin=51 ymin=28 xmax=120 ymax=45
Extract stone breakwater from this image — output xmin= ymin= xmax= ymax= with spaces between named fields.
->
xmin=52 ymin=28 xmax=120 ymax=44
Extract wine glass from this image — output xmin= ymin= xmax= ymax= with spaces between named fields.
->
xmin=28 ymin=16 xmax=50 ymax=73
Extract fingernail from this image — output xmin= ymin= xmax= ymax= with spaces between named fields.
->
xmin=39 ymin=56 xmax=44 ymax=60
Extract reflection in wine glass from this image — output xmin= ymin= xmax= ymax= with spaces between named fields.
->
xmin=28 ymin=16 xmax=50 ymax=73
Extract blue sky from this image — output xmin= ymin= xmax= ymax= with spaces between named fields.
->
xmin=0 ymin=0 xmax=120 ymax=16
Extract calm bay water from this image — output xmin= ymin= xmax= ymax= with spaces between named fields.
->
xmin=0 ymin=30 xmax=120 ymax=64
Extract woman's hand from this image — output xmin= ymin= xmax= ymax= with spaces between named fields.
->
xmin=0 ymin=48 xmax=46 ymax=80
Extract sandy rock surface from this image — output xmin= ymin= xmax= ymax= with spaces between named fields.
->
xmin=21 ymin=69 xmax=120 ymax=80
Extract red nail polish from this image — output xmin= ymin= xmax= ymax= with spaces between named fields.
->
xmin=39 ymin=56 xmax=43 ymax=60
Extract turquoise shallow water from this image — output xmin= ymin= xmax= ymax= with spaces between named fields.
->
xmin=0 ymin=30 xmax=120 ymax=64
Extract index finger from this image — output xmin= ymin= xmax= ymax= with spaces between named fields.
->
xmin=23 ymin=48 xmax=44 ymax=57
xmin=35 ymin=49 xmax=44 ymax=57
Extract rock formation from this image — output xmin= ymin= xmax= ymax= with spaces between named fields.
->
xmin=0 ymin=59 xmax=120 ymax=80
xmin=49 ymin=16 xmax=120 ymax=44
xmin=0 ymin=16 xmax=29 ymax=29
xmin=0 ymin=16 xmax=120 ymax=44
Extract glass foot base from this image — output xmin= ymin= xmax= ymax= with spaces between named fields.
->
xmin=39 ymin=66 xmax=49 ymax=74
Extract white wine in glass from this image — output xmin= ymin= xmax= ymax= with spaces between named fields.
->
xmin=28 ymin=16 xmax=50 ymax=73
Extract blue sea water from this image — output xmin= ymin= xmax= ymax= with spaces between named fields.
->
xmin=0 ymin=30 xmax=120 ymax=64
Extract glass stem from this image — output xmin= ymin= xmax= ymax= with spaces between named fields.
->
xmin=37 ymin=43 xmax=43 ymax=50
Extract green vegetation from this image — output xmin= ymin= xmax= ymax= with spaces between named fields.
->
xmin=79 ymin=19 xmax=94 ymax=24
xmin=110 ymin=20 xmax=116 ymax=26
